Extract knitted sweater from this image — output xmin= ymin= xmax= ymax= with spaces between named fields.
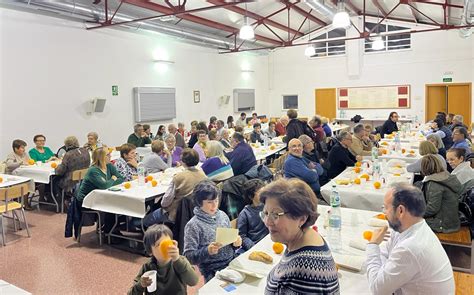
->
xmin=238 ymin=204 xmax=269 ymax=250
xmin=284 ymin=154 xmax=323 ymax=193
xmin=265 ymin=243 xmax=340 ymax=294
xmin=128 ymin=256 xmax=199 ymax=295
xmin=201 ymin=157 xmax=234 ymax=181
xmin=55 ymin=147 xmax=91 ymax=191
xmin=143 ymin=152 xmax=172 ymax=174
xmin=76 ymin=164 xmax=124 ymax=202
xmin=183 ymin=208 xmax=235 ymax=281
xmin=4 ymin=152 xmax=30 ymax=174
xmin=225 ymin=142 xmax=257 ymax=176
xmin=193 ymin=142 xmax=207 ymax=162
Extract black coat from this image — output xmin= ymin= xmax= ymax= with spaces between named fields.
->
xmin=381 ymin=119 xmax=398 ymax=138
xmin=327 ymin=142 xmax=356 ymax=178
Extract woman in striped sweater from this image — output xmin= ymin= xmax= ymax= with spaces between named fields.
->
xmin=201 ymin=140 xmax=234 ymax=182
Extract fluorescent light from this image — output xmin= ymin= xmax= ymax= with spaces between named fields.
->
xmin=304 ymin=45 xmax=315 ymax=57
xmin=332 ymin=1 xmax=350 ymax=29
xmin=239 ymin=17 xmax=254 ymax=40
xmin=241 ymin=69 xmax=255 ymax=73
xmin=153 ymin=59 xmax=175 ymax=64
xmin=372 ymin=35 xmax=385 ymax=50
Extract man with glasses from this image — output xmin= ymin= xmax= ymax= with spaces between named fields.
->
xmin=381 ymin=112 xmax=399 ymax=138
xmin=366 ymin=183 xmax=454 ymax=294
xmin=284 ymin=139 xmax=323 ymax=195
xmin=327 ymin=131 xmax=361 ymax=178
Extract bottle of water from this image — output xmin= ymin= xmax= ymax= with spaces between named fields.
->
xmin=371 ymin=147 xmax=379 ymax=161
xmin=373 ymin=159 xmax=381 ymax=180
xmin=137 ymin=162 xmax=146 ymax=186
xmin=263 ymin=134 xmax=269 ymax=148
xmin=394 ymin=133 xmax=401 ymax=153
xmin=328 ymin=185 xmax=342 ymax=252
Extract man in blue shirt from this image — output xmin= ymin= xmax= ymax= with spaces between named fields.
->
xmin=225 ymin=132 xmax=257 ymax=176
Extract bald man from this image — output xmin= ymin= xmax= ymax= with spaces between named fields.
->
xmin=283 ymin=139 xmax=323 ymax=195
xmin=168 ymin=124 xmax=186 ymax=148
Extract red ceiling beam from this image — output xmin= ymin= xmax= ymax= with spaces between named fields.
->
xmin=207 ymin=0 xmax=303 ymax=37
xmin=361 ymin=12 xmax=435 ymax=27
xmin=286 ymin=1 xmax=327 ymax=26
xmin=411 ymin=0 xmax=463 ymax=9
xmin=103 ymin=0 xmax=282 ymax=45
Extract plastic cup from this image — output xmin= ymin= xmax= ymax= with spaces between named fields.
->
xmin=143 ymin=270 xmax=157 ymax=292
xmin=36 ymin=161 xmax=42 ymax=167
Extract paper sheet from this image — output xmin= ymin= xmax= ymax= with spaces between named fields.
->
xmin=216 ymin=228 xmax=238 ymax=246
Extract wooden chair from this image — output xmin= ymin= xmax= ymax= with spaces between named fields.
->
xmin=0 ymin=183 xmax=31 ymax=246
xmin=436 ymin=226 xmax=473 ymax=274
xmin=60 ymin=168 xmax=88 ymax=213
xmin=454 ymin=271 xmax=474 ymax=294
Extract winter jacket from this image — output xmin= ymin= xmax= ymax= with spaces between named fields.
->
xmin=55 ymin=147 xmax=91 ymax=192
xmin=327 ymin=142 xmax=356 ymax=178
xmin=238 ymin=204 xmax=269 ymax=250
xmin=380 ymin=119 xmax=398 ymax=138
xmin=422 ymin=171 xmax=462 ymax=233
xmin=225 ymin=142 xmax=257 ymax=176
xmin=284 ymin=154 xmax=323 ymax=193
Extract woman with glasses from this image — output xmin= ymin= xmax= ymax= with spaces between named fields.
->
xmin=29 ymin=134 xmax=57 ymax=163
xmin=260 ymin=178 xmax=339 ymax=294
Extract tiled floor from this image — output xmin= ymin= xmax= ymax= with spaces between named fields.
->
xmin=0 ymin=209 xmax=203 ymax=294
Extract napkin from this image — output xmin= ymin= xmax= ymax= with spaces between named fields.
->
xmin=368 ymin=218 xmax=389 ymax=227
xmin=349 ymin=239 xmax=368 ymax=251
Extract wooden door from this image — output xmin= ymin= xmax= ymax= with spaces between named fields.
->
xmin=447 ymin=83 xmax=471 ymax=127
xmin=315 ymin=88 xmax=336 ymax=120
xmin=425 ymin=85 xmax=447 ymax=122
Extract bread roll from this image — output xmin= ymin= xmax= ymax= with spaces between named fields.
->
xmin=249 ymin=251 xmax=273 ymax=264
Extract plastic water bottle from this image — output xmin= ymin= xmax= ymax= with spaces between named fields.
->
xmin=371 ymin=147 xmax=379 ymax=161
xmin=328 ymin=185 xmax=342 ymax=252
xmin=137 ymin=162 xmax=146 ymax=186
xmin=373 ymin=160 xmax=381 ymax=180
xmin=394 ymin=133 xmax=401 ymax=153
xmin=263 ymin=134 xmax=269 ymax=148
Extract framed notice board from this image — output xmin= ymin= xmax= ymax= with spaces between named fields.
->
xmin=338 ymin=85 xmax=410 ymax=109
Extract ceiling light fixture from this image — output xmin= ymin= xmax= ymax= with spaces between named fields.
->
xmin=239 ymin=3 xmax=255 ymax=40
xmin=304 ymin=19 xmax=315 ymax=57
xmin=371 ymin=8 xmax=385 ymax=50
xmin=332 ymin=1 xmax=350 ymax=29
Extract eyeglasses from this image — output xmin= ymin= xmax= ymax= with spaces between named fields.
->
xmin=259 ymin=211 xmax=287 ymax=222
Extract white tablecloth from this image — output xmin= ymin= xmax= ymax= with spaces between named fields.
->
xmin=330 ymin=124 xmax=351 ymax=135
xmin=252 ymin=143 xmax=286 ymax=162
xmin=15 ymin=163 xmax=57 ymax=184
xmin=370 ymin=149 xmax=421 ymax=164
xmin=0 ymin=280 xmax=31 ymax=295
xmin=321 ymin=165 xmax=414 ymax=211
xmin=82 ymin=168 xmax=184 ymax=218
xmin=0 ymin=174 xmax=35 ymax=192
xmin=199 ymin=205 xmax=385 ymax=295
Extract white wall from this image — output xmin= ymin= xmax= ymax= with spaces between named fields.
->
xmin=267 ymin=25 xmax=474 ymax=123
xmin=0 ymin=9 xmax=268 ymax=156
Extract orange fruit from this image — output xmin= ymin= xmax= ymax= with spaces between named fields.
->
xmin=146 ymin=175 xmax=153 ymax=181
xmin=382 ymin=149 xmax=388 ymax=155
xmin=159 ymin=239 xmax=174 ymax=259
xmin=381 ymin=142 xmax=388 ymax=146
xmin=363 ymin=230 xmax=373 ymax=241
xmin=373 ymin=181 xmax=381 ymax=189
xmin=0 ymin=177 xmax=3 ymax=183
xmin=28 ymin=159 xmax=35 ymax=165
xmin=360 ymin=174 xmax=370 ymax=180
xmin=124 ymin=182 xmax=131 ymax=189
xmin=355 ymin=162 xmax=361 ymax=167
xmin=401 ymin=148 xmax=406 ymax=153
xmin=354 ymin=178 xmax=361 ymax=185
xmin=376 ymin=213 xmax=387 ymax=220
xmin=151 ymin=180 xmax=158 ymax=187
xmin=50 ymin=162 xmax=58 ymax=168
xmin=394 ymin=173 xmax=401 ymax=176
xmin=272 ymin=242 xmax=284 ymax=254
xmin=409 ymin=150 xmax=415 ymax=154
xmin=354 ymin=167 xmax=361 ymax=173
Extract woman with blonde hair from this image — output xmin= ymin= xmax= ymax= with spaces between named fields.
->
xmin=201 ymin=140 xmax=234 ymax=181
xmin=407 ymin=141 xmax=446 ymax=173
xmin=427 ymin=133 xmax=446 ymax=159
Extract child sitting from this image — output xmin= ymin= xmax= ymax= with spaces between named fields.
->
xmin=128 ymin=224 xmax=199 ymax=295
xmin=183 ymin=180 xmax=242 ymax=282
xmin=238 ymin=179 xmax=269 ymax=251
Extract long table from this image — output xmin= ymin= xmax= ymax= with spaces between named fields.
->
xmin=199 ymin=205 xmax=386 ymax=294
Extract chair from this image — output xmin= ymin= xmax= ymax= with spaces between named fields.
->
xmin=77 ymin=208 xmax=103 ymax=246
xmin=59 ymin=168 xmax=88 ymax=213
xmin=0 ymin=183 xmax=31 ymax=246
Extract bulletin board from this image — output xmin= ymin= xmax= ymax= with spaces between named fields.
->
xmin=338 ymin=85 xmax=410 ymax=109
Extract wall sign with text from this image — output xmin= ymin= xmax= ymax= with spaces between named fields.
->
xmin=338 ymin=85 xmax=410 ymax=109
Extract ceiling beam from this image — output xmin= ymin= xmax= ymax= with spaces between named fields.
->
xmin=346 ymin=0 xmax=362 ymax=15
xmin=361 ymin=12 xmax=436 ymax=27
xmin=283 ymin=1 xmax=327 ymax=26
xmin=411 ymin=0 xmax=463 ymax=9
xmin=371 ymin=0 xmax=388 ymax=16
xmin=206 ymin=0 xmax=303 ymax=37
xmin=120 ymin=0 xmax=282 ymax=45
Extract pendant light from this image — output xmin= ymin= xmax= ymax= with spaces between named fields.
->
xmin=239 ymin=3 xmax=254 ymax=40
xmin=304 ymin=20 xmax=315 ymax=57
xmin=371 ymin=8 xmax=385 ymax=50
xmin=332 ymin=1 xmax=350 ymax=29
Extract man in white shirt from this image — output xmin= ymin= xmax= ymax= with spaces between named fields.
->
xmin=235 ymin=112 xmax=247 ymax=128
xmin=367 ymin=183 xmax=455 ymax=295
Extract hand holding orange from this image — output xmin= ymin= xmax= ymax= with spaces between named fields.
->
xmin=159 ymin=239 xmax=174 ymax=259
xmin=273 ymin=242 xmax=284 ymax=254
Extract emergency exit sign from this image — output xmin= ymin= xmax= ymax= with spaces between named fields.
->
xmin=443 ymin=78 xmax=452 ymax=83
xmin=112 ymin=85 xmax=119 ymax=96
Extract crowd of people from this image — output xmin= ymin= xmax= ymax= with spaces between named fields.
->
xmin=2 ymin=109 xmax=473 ymax=294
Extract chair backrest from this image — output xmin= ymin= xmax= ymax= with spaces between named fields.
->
xmin=0 ymin=183 xmax=30 ymax=204
xmin=71 ymin=168 xmax=88 ymax=181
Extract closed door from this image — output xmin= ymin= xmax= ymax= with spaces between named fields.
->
xmin=447 ymin=84 xmax=471 ymax=126
xmin=315 ymin=88 xmax=336 ymax=120
xmin=425 ymin=85 xmax=447 ymax=121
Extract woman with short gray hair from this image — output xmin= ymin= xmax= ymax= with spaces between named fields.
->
xmin=55 ymin=136 xmax=91 ymax=193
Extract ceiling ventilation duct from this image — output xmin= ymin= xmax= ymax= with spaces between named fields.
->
xmin=459 ymin=0 xmax=474 ymax=38
xmin=303 ymin=0 xmax=336 ymax=19
xmin=2 ymin=0 xmax=264 ymax=51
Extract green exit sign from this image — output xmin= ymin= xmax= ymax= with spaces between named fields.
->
xmin=443 ymin=77 xmax=452 ymax=83
xmin=112 ymin=85 xmax=119 ymax=96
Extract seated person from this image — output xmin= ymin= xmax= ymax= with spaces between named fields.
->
xmin=349 ymin=124 xmax=376 ymax=157
xmin=407 ymin=141 xmax=447 ymax=173
xmin=142 ymin=140 xmax=172 ymax=174
xmin=299 ymin=134 xmax=320 ymax=164
xmin=420 ymin=154 xmax=462 ymax=233
xmin=238 ymin=179 xmax=268 ymax=251
xmin=178 ymin=122 xmax=186 ymax=137
xmin=76 ymin=147 xmax=124 ymax=233
xmin=250 ymin=123 xmax=264 ymax=144
xmin=226 ymin=116 xmax=235 ymax=129
xmin=5 ymin=139 xmax=30 ymax=174
xmin=168 ymin=124 xmax=186 ymax=149
xmin=380 ymin=112 xmax=399 ymax=138
xmin=142 ymin=124 xmax=153 ymax=139
xmin=29 ymin=134 xmax=56 ymax=163
xmin=187 ymin=122 xmax=198 ymax=148
xmin=154 ymin=125 xmax=166 ymax=141
xmin=447 ymin=148 xmax=474 ymax=193
xmin=275 ymin=115 xmax=288 ymax=136
xmin=451 ymin=127 xmax=472 ymax=155
xmin=309 ymin=116 xmax=325 ymax=143
xmin=208 ymin=130 xmax=217 ymax=141
xmin=366 ymin=183 xmax=454 ymax=294
xmin=216 ymin=120 xmax=225 ymax=140
xmin=321 ymin=117 xmax=332 ymax=138
xmin=364 ymin=124 xmax=379 ymax=146
xmin=201 ymin=140 xmax=234 ymax=182
xmin=249 ymin=112 xmax=260 ymax=125
xmin=164 ymin=134 xmax=182 ymax=167
xmin=183 ymin=180 xmax=242 ymax=282
xmin=83 ymin=131 xmax=102 ymax=152
xmin=128 ymin=224 xmax=198 ymax=295
xmin=114 ymin=143 xmax=138 ymax=181
xmin=143 ymin=149 xmax=206 ymax=226
xmin=449 ymin=114 xmax=468 ymax=131
xmin=423 ymin=118 xmax=453 ymax=149
xmin=235 ymin=113 xmax=247 ymax=128
xmin=225 ymin=132 xmax=257 ymax=176
xmin=128 ymin=124 xmax=152 ymax=148
xmin=327 ymin=131 xmax=362 ymax=178
xmin=263 ymin=121 xmax=277 ymax=139
xmin=427 ymin=133 xmax=446 ymax=159
xmin=284 ymin=139 xmax=323 ymax=195
xmin=208 ymin=116 xmax=218 ymax=131
xmin=219 ymin=129 xmax=232 ymax=149
xmin=192 ymin=130 xmax=208 ymax=162
xmin=55 ymin=136 xmax=91 ymax=193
